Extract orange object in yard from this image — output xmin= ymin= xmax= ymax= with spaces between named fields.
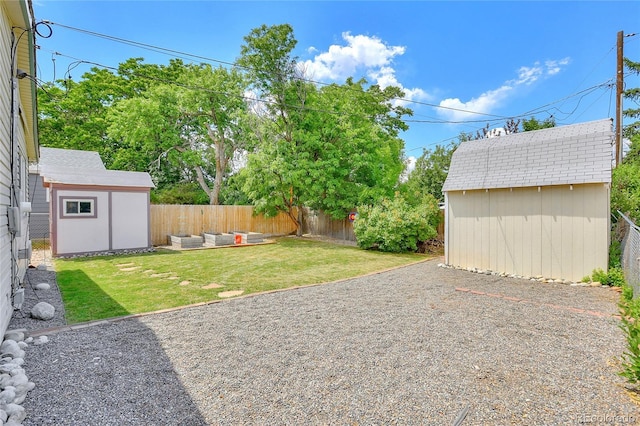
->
xmin=235 ymin=234 xmax=242 ymax=244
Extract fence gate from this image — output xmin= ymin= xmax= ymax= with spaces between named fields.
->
xmin=619 ymin=212 xmax=640 ymax=298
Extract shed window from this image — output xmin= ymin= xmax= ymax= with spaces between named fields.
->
xmin=60 ymin=197 xmax=97 ymax=218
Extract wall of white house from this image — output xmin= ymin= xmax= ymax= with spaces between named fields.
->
xmin=445 ymin=183 xmax=610 ymax=282
xmin=0 ymin=5 xmax=14 ymax=336
xmin=111 ymin=191 xmax=150 ymax=250
xmin=0 ymin=2 xmax=34 ymax=335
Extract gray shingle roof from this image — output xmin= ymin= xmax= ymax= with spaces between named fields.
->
xmin=442 ymin=119 xmax=613 ymax=192
xmin=42 ymin=169 xmax=155 ymax=188
xmin=39 ymin=147 xmax=155 ymax=189
xmin=39 ymin=147 xmax=106 ymax=171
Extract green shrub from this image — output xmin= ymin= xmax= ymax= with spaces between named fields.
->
xmin=611 ymin=162 xmax=640 ymax=225
xmin=609 ymin=239 xmax=622 ymax=269
xmin=590 ymin=267 xmax=626 ymax=287
xmin=607 ymin=267 xmax=627 ymax=287
xmin=619 ymin=295 xmax=640 ymax=384
xmin=353 ymin=193 xmax=440 ymax=253
xmin=591 ymin=268 xmax=608 ymax=284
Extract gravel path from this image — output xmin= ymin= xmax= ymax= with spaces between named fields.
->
xmin=13 ymin=259 xmax=640 ymax=425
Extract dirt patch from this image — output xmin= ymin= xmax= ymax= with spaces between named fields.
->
xmin=218 ymin=290 xmax=244 ymax=298
xmin=202 ymin=283 xmax=223 ymax=289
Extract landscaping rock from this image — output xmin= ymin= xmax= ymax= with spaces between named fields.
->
xmin=0 ymin=342 xmax=23 ymax=360
xmin=33 ymin=336 xmax=49 ymax=346
xmin=31 ymin=302 xmax=55 ymax=321
xmin=34 ymin=283 xmax=50 ymax=291
xmin=2 ymin=332 xmax=23 ymax=343
xmin=0 ymin=387 xmax=16 ymax=404
xmin=4 ymin=404 xmax=24 ymax=420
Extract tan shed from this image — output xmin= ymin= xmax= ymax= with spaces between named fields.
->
xmin=442 ymin=119 xmax=613 ymax=282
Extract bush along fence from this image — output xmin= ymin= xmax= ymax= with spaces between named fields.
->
xmin=150 ymin=205 xmax=297 ymax=246
xmin=302 ymin=208 xmax=446 ymax=244
xmin=619 ymin=212 xmax=640 ymax=299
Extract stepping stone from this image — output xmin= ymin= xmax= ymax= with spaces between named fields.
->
xmin=179 ymin=281 xmax=191 ymax=286
xmin=143 ymin=270 xmax=155 ymax=274
xmin=120 ymin=267 xmax=141 ymax=272
xmin=116 ymin=263 xmax=136 ymax=267
xmin=202 ymin=283 xmax=223 ymax=289
xmin=150 ymin=273 xmax=171 ymax=278
xmin=164 ymin=276 xmax=179 ymax=280
xmin=218 ymin=290 xmax=244 ymax=298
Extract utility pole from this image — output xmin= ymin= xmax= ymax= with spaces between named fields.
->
xmin=616 ymin=30 xmax=623 ymax=166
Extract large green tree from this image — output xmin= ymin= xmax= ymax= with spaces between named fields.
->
xmin=107 ymin=63 xmax=250 ymax=205
xmin=402 ymin=142 xmax=457 ymax=203
xmin=37 ymin=58 xmax=185 ymax=167
xmin=522 ymin=116 xmax=556 ymax=131
xmin=612 ymin=58 xmax=640 ymax=224
xmin=238 ymin=24 xmax=410 ymax=234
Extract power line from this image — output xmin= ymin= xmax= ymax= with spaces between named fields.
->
xmin=42 ymin=20 xmax=508 ymax=119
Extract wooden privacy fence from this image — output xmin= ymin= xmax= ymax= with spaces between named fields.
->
xmin=303 ymin=209 xmax=445 ymax=243
xmin=150 ymin=205 xmax=297 ymax=246
xmin=303 ymin=209 xmax=356 ymax=241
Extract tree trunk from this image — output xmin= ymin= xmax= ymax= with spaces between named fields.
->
xmin=296 ymin=205 xmax=304 ymax=237
xmin=193 ymin=165 xmax=217 ymax=205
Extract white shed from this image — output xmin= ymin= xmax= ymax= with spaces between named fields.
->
xmin=39 ymin=147 xmax=155 ymax=256
xmin=442 ymin=119 xmax=613 ymax=282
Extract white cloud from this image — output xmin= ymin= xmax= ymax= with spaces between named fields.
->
xmin=302 ymin=32 xmax=431 ymax=103
xmin=437 ymin=57 xmax=570 ymax=121
xmin=545 ymin=57 xmax=570 ymax=75
xmin=439 ymin=85 xmax=513 ymax=122
xmin=516 ymin=65 xmax=543 ymax=85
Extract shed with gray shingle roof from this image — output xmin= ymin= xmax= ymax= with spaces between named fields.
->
xmin=36 ymin=147 xmax=155 ymax=256
xmin=442 ymin=119 xmax=613 ymax=282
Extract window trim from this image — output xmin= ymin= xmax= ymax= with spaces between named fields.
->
xmin=59 ymin=196 xmax=97 ymax=219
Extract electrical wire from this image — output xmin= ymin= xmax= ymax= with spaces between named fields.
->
xmin=43 ymin=21 xmax=507 ymax=119
xmin=37 ymin=20 xmax=636 ymax=156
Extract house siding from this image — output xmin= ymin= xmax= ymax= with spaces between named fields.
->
xmin=28 ymin=171 xmax=49 ymax=241
xmin=445 ymin=184 xmax=609 ymax=282
xmin=0 ymin=4 xmax=12 ymax=336
xmin=0 ymin=1 xmax=36 ymax=335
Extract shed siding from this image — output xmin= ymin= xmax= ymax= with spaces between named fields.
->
xmin=111 ymin=191 xmax=150 ymax=250
xmin=446 ymin=184 xmax=608 ymax=282
xmin=53 ymin=189 xmax=110 ymax=255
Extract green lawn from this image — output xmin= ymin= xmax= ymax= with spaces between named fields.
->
xmin=55 ymin=237 xmax=433 ymax=323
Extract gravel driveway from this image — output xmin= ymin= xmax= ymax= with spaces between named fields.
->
xmin=12 ymin=258 xmax=640 ymax=425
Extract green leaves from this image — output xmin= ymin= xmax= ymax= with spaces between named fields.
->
xmin=353 ymin=194 xmax=440 ymax=253
xmin=402 ymin=142 xmax=457 ymax=203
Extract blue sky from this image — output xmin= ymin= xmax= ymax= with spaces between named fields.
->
xmin=32 ymin=1 xmax=640 ymax=161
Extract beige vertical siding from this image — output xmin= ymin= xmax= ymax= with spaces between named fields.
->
xmin=446 ymin=184 xmax=609 ymax=282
